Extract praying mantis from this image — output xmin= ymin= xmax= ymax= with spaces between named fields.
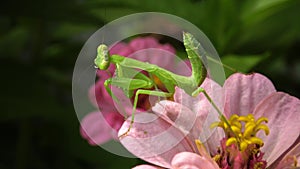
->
xmin=94 ymin=32 xmax=228 ymax=137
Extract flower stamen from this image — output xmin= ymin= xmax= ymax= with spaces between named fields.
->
xmin=195 ymin=139 xmax=210 ymax=159
xmin=212 ymin=114 xmax=270 ymax=152
xmin=293 ymin=155 xmax=298 ymax=167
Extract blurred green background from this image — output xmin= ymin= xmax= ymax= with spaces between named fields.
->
xmin=1 ymin=0 xmax=300 ymax=168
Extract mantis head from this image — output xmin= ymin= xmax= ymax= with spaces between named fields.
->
xmin=94 ymin=44 xmax=110 ymax=70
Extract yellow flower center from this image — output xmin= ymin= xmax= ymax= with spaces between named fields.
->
xmin=254 ymin=162 xmax=265 ymax=169
xmin=211 ymin=114 xmax=270 ymax=151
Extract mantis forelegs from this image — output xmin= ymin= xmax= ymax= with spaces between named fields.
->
xmin=103 ymin=75 xmax=173 ymax=138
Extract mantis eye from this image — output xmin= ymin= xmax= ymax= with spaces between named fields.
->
xmin=95 ymin=44 xmax=110 ymax=70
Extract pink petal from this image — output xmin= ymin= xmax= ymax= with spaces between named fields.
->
xmin=156 ymin=43 xmax=188 ymax=76
xmin=132 ymin=165 xmax=163 ymax=169
xmin=171 ymin=152 xmax=219 ymax=169
xmin=170 ymin=59 xmax=191 ymax=76
xmin=129 ymin=49 xmax=175 ymax=69
xmin=129 ymin=37 xmax=159 ymax=51
xmin=105 ymin=112 xmax=124 ymax=131
xmin=109 ymin=85 xmax=137 ymax=116
xmin=144 ymin=37 xmax=160 ymax=48
xmin=89 ymin=80 xmax=116 ymax=112
xmin=273 ymin=140 xmax=300 ymax=168
xmin=223 ymin=73 xmax=276 ymax=117
xmin=253 ymin=92 xmax=300 ymax=165
xmin=119 ymin=113 xmax=195 ymax=168
xmin=158 ymin=44 xmax=176 ymax=54
xmin=173 ymin=78 xmax=224 ymax=155
xmin=128 ymin=37 xmax=176 ymax=68
xmin=80 ymin=112 xmax=114 ymax=145
xmin=147 ymin=49 xmax=175 ymax=69
xmin=109 ymin=42 xmax=127 ymax=54
xmin=90 ymin=77 xmax=134 ymax=116
xmin=110 ymin=42 xmax=133 ymax=56
xmin=96 ymin=68 xmax=111 ymax=78
xmin=174 ymin=78 xmax=223 ymax=117
xmin=152 ymin=100 xmax=204 ymax=149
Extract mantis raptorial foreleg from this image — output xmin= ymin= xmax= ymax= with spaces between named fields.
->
xmin=104 ymin=75 xmax=173 ymax=137
xmin=103 ymin=76 xmax=154 ymax=112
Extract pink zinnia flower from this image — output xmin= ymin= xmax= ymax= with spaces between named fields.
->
xmin=80 ymin=36 xmax=191 ymax=145
xmin=119 ymin=73 xmax=300 ymax=168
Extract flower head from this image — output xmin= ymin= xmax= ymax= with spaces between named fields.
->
xmin=119 ymin=73 xmax=300 ymax=168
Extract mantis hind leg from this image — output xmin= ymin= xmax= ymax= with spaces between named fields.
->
xmin=192 ymin=87 xmax=225 ymax=120
xmin=119 ymin=89 xmax=173 ymax=138
xmin=192 ymin=87 xmax=233 ymax=133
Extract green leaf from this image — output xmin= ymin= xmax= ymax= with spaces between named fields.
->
xmin=221 ymin=53 xmax=269 ymax=77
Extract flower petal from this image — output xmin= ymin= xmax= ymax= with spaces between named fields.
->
xmin=171 ymin=152 xmax=219 ymax=169
xmin=119 ymin=113 xmax=195 ymax=168
xmin=128 ymin=36 xmax=176 ymax=70
xmin=152 ymin=100 xmax=203 ymax=149
xmin=132 ymin=165 xmax=163 ymax=169
xmin=80 ymin=112 xmax=114 ymax=145
xmin=110 ymin=42 xmax=133 ymax=56
xmin=273 ymin=140 xmax=300 ymax=168
xmin=253 ymin=92 xmax=300 ymax=165
xmin=130 ymin=49 xmax=175 ymax=69
xmin=159 ymin=44 xmax=176 ymax=54
xmin=129 ymin=37 xmax=159 ymax=51
xmin=174 ymin=78 xmax=223 ymax=118
xmin=89 ymin=80 xmax=116 ymax=112
xmin=171 ymin=59 xmax=191 ymax=76
xmin=223 ymin=73 xmax=276 ymax=117
xmin=173 ymin=78 xmax=224 ymax=155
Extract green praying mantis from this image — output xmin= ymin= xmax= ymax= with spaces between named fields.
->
xmin=94 ymin=32 xmax=229 ymax=138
